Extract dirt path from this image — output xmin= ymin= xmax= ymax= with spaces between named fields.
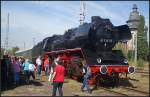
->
xmin=1 ymin=74 xmax=89 ymax=96
xmin=1 ymin=71 xmax=149 ymax=96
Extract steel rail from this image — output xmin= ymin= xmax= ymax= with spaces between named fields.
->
xmin=119 ymin=86 xmax=149 ymax=95
xmin=99 ymin=87 xmax=129 ymax=96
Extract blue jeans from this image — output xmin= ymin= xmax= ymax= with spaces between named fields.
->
xmin=24 ymin=70 xmax=30 ymax=83
xmin=81 ymin=77 xmax=91 ymax=93
xmin=37 ymin=65 xmax=41 ymax=75
xmin=52 ymin=82 xmax=63 ymax=96
xmin=14 ymin=72 xmax=20 ymax=83
xmin=45 ymin=65 xmax=49 ymax=76
xmin=29 ymin=71 xmax=35 ymax=80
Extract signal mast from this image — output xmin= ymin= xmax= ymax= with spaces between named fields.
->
xmin=4 ymin=13 xmax=9 ymax=55
xmin=79 ymin=1 xmax=86 ymax=25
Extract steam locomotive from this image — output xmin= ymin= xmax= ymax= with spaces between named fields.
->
xmin=19 ymin=16 xmax=135 ymax=86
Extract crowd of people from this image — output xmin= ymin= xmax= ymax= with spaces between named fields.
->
xmin=1 ymin=55 xmax=23 ymax=89
xmin=1 ymin=54 xmax=92 ymax=96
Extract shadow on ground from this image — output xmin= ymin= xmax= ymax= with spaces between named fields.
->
xmin=118 ymin=77 xmax=138 ymax=88
xmin=1 ymin=75 xmax=44 ymax=92
xmin=90 ymin=77 xmax=137 ymax=92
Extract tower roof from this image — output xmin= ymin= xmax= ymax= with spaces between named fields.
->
xmin=129 ymin=4 xmax=140 ymax=21
xmin=133 ymin=4 xmax=138 ymax=10
xmin=126 ymin=4 xmax=140 ymax=30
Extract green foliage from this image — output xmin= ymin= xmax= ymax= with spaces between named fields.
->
xmin=137 ymin=58 xmax=145 ymax=68
xmin=128 ymin=59 xmax=135 ymax=66
xmin=113 ymin=42 xmax=122 ymax=50
xmin=127 ymin=50 xmax=134 ymax=60
xmin=0 ymin=48 xmax=5 ymax=58
xmin=0 ymin=46 xmax=20 ymax=57
xmin=12 ymin=46 xmax=20 ymax=55
xmin=113 ymin=42 xmax=127 ymax=57
xmin=137 ymin=15 xmax=149 ymax=60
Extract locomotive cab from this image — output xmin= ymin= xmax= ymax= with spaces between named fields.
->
xmin=43 ymin=48 xmax=87 ymax=79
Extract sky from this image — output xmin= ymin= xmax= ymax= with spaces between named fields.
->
xmin=1 ymin=1 xmax=149 ymax=50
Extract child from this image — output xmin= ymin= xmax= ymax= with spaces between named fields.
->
xmin=81 ymin=62 xmax=92 ymax=94
xmin=29 ymin=60 xmax=36 ymax=82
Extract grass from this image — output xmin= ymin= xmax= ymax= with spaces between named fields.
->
xmin=128 ymin=59 xmax=149 ymax=71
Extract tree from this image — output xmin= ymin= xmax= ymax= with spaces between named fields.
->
xmin=137 ymin=15 xmax=149 ymax=60
xmin=0 ymin=46 xmax=20 ymax=58
xmin=113 ymin=42 xmax=127 ymax=58
xmin=12 ymin=46 xmax=20 ymax=55
xmin=0 ymin=48 xmax=5 ymax=58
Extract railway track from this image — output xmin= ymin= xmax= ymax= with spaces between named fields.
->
xmin=119 ymin=86 xmax=149 ymax=96
xmin=135 ymin=71 xmax=149 ymax=74
xmin=98 ymin=86 xmax=149 ymax=96
xmin=72 ymin=88 xmax=128 ymax=96
xmin=135 ymin=71 xmax=149 ymax=77
xmin=99 ymin=87 xmax=128 ymax=96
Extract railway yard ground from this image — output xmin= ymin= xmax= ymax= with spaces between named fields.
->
xmin=1 ymin=63 xmax=149 ymax=96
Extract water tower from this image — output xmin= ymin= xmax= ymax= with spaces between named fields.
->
xmin=126 ymin=4 xmax=140 ymax=50
xmin=126 ymin=4 xmax=140 ymax=63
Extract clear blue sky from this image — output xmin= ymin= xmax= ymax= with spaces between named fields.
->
xmin=1 ymin=1 xmax=149 ymax=50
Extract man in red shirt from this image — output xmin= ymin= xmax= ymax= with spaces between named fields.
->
xmin=51 ymin=58 xmax=65 ymax=96
xmin=44 ymin=55 xmax=49 ymax=76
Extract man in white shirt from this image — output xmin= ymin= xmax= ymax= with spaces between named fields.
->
xmin=29 ymin=60 xmax=36 ymax=82
xmin=36 ymin=56 xmax=42 ymax=79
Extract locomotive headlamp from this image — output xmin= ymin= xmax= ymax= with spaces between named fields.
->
xmin=97 ymin=58 xmax=102 ymax=63
xmin=123 ymin=59 xmax=128 ymax=64
xmin=100 ymin=65 xmax=108 ymax=74
xmin=128 ymin=66 xmax=135 ymax=74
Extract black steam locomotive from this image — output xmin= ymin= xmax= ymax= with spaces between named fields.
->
xmin=32 ymin=16 xmax=132 ymax=65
